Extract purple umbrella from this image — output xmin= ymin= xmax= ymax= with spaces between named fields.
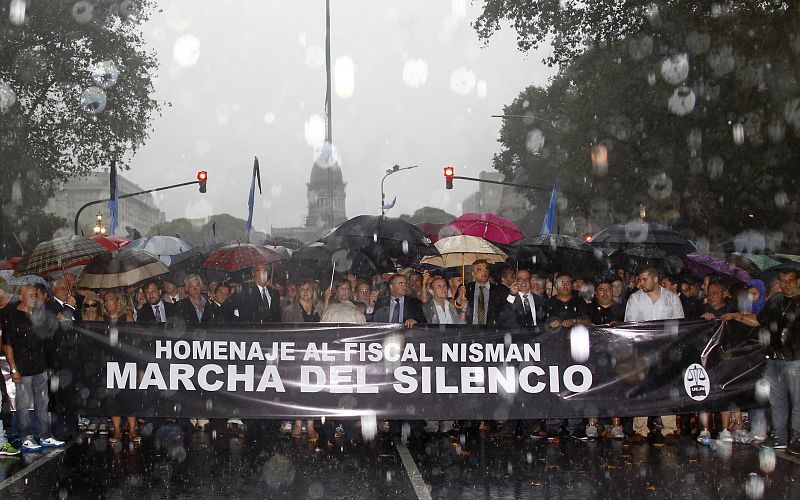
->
xmin=682 ymin=253 xmax=751 ymax=284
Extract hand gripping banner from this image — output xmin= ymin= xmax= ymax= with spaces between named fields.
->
xmin=49 ymin=320 xmax=767 ymax=419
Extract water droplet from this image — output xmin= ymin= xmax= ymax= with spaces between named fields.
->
xmin=744 ymin=473 xmax=765 ymax=499
xmin=648 ymin=172 xmax=672 ymax=199
xmin=304 ymin=115 xmax=326 ymax=147
xmin=450 ymin=67 xmax=476 ymax=95
xmin=660 ymin=54 xmax=690 ymax=85
xmin=361 ymin=413 xmax=377 ymax=441
xmin=647 ymin=72 xmax=657 ymax=85
xmin=732 ymin=123 xmax=745 ymax=145
xmin=759 ymin=448 xmax=776 ymax=474
xmin=304 ymin=46 xmax=324 ymax=68
xmin=402 ymin=59 xmax=428 ymax=88
xmin=90 ymin=61 xmax=120 ymax=89
xmin=668 ymin=86 xmax=696 ymax=116
xmin=0 ymin=81 xmax=16 ymax=112
xmin=72 ymin=0 xmax=93 ymax=23
xmin=708 ymin=45 xmax=735 ymax=77
xmin=173 ymin=34 xmax=200 ymax=68
xmin=569 ymin=325 xmax=590 ymax=362
xmin=686 ymin=31 xmax=711 ymax=55
xmin=755 ymin=377 xmax=770 ymax=403
xmin=768 ymin=120 xmax=785 ymax=143
xmin=9 ymin=0 xmax=26 ymax=25
xmin=628 ymin=35 xmax=653 ymax=60
xmin=80 ymin=87 xmax=107 ymax=114
xmin=707 ymin=156 xmax=724 ymax=179
xmin=775 ymin=192 xmax=789 ymax=208
xmin=334 ymin=56 xmax=355 ymax=98
xmin=591 ymin=144 xmax=609 ymax=176
xmin=526 ymin=129 xmax=545 ymax=154
xmin=476 ymin=79 xmax=487 ymax=99
xmin=263 ymin=112 xmax=275 ymax=124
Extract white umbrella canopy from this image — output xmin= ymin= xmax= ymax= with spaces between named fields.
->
xmin=420 ymin=235 xmax=507 ymax=268
xmin=76 ymin=249 xmax=169 ymax=290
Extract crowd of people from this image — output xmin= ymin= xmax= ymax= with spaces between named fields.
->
xmin=0 ymin=259 xmax=798 ymax=457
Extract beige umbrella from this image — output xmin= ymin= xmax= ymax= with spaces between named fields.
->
xmin=420 ymin=235 xmax=507 ymax=280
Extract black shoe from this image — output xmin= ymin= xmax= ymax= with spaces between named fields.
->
xmin=788 ymin=438 xmax=800 ymax=455
xmin=761 ymin=438 xmax=787 ymax=450
xmin=649 ymin=432 xmax=664 ymax=445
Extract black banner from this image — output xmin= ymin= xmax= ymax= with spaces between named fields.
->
xmin=51 ymin=320 xmax=767 ymax=419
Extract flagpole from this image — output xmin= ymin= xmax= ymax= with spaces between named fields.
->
xmin=325 ymin=0 xmax=332 ymax=144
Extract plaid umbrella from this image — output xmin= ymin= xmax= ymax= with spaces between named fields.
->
xmin=75 ymin=249 xmax=169 ymax=289
xmin=14 ymin=236 xmax=107 ymax=277
xmin=203 ymin=243 xmax=285 ymax=272
xmin=447 ymin=213 xmax=524 ymax=245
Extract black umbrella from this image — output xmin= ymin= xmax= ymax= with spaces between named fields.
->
xmin=318 ymin=215 xmax=439 ymax=265
xmin=168 ymin=244 xmax=226 ymax=284
xmin=757 ymin=262 xmax=800 ymax=286
xmin=591 ymin=221 xmax=696 ymax=256
xmin=611 ymin=246 xmax=683 ymax=274
xmin=292 ymin=242 xmax=392 ymax=279
xmin=512 ymin=234 xmax=606 ymax=274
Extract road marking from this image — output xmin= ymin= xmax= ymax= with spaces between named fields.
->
xmin=394 ymin=439 xmax=433 ymax=500
xmin=0 ymin=442 xmax=74 ymax=491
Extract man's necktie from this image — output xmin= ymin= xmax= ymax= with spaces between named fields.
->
xmin=154 ymin=304 xmax=162 ymax=322
xmin=523 ymin=294 xmax=531 ymax=316
xmin=261 ymin=287 xmax=268 ymax=305
xmin=391 ymin=298 xmax=401 ymax=323
xmin=477 ymin=286 xmax=486 ymax=325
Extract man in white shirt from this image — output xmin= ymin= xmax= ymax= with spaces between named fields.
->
xmin=422 ymin=276 xmax=464 ymax=325
xmin=506 ymin=269 xmax=543 ymax=327
xmin=624 ymin=266 xmax=684 ymax=444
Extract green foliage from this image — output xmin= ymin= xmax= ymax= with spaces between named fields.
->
xmin=0 ymin=0 xmax=162 ymax=255
xmin=153 ymin=214 xmax=268 ymax=246
xmin=399 ymin=206 xmax=458 ymax=225
xmin=484 ymin=2 xmax=800 ymax=247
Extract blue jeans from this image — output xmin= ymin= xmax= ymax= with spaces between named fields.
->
xmin=15 ymin=372 xmax=52 ymax=441
xmin=764 ymin=359 xmax=800 ymax=444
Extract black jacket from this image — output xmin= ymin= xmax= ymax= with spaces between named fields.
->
xmin=508 ymin=292 xmax=546 ymax=327
xmin=465 ymin=282 xmax=513 ymax=327
xmin=757 ymin=293 xmax=800 ymax=360
xmin=230 ymin=283 xmax=282 ymax=324
xmin=136 ymin=300 xmax=177 ymax=325
xmin=371 ymin=295 xmax=427 ymax=324
xmin=201 ymin=301 xmax=237 ymax=323
xmin=175 ymin=297 xmax=206 ymax=324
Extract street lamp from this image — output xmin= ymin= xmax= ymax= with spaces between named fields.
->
xmin=380 ymin=164 xmax=418 ymax=215
xmin=93 ymin=212 xmax=106 ymax=235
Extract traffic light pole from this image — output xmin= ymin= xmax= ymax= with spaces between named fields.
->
xmin=73 ymin=180 xmax=201 ymax=236
xmin=449 ymin=175 xmax=552 ymax=193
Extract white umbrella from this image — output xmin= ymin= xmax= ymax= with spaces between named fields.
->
xmin=420 ymin=235 xmax=507 ymax=279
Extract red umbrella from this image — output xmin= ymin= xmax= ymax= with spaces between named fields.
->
xmin=90 ymin=235 xmax=132 ymax=250
xmin=0 ymin=257 xmax=21 ymax=270
xmin=202 ymin=243 xmax=286 ymax=272
xmin=447 ymin=213 xmax=524 ymax=245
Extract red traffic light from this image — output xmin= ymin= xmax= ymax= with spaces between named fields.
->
xmin=197 ymin=171 xmax=207 ymax=193
xmin=444 ymin=166 xmax=454 ymax=189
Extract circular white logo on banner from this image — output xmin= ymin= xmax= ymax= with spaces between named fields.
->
xmin=684 ymin=363 xmax=710 ymax=401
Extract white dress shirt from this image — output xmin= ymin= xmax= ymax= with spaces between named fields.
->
xmin=624 ymin=287 xmax=684 ymax=322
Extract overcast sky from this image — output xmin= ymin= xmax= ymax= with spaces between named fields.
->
xmin=126 ymin=0 xmax=556 ymax=233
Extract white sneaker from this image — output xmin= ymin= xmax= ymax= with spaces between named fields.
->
xmin=697 ymin=429 xmax=711 ymax=443
xmin=611 ymin=425 xmax=625 ymax=440
xmin=719 ymin=429 xmax=733 ymax=442
xmin=21 ymin=438 xmax=42 ymax=452
xmin=585 ymin=425 xmax=599 ymax=440
xmin=279 ymin=421 xmax=292 ymax=434
xmin=40 ymin=437 xmax=65 ymax=448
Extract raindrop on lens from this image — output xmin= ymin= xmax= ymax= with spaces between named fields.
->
xmin=402 ymin=59 xmax=428 ymax=88
xmin=768 ymin=121 xmax=785 ymax=143
xmin=361 ymin=413 xmax=377 ymax=441
xmin=72 ymin=0 xmax=93 ymax=23
xmin=526 ymin=129 xmax=545 ymax=154
xmin=668 ymin=86 xmax=696 ymax=116
xmin=660 ymin=54 xmax=690 ymax=85
xmin=80 ymin=87 xmax=107 ymax=114
xmin=732 ymin=123 xmax=745 ymax=145
xmin=591 ymin=144 xmax=609 ymax=176
xmin=173 ymin=34 xmax=201 ymax=68
xmin=707 ymin=157 xmax=724 ymax=179
xmin=449 ymin=67 xmax=476 ymax=95
xmin=646 ymin=72 xmax=656 ymax=85
xmin=0 ymin=82 xmax=16 ymax=112
xmin=628 ymin=35 xmax=653 ymax=60
xmin=745 ymin=473 xmax=765 ymax=499
xmin=90 ymin=61 xmax=120 ymax=89
xmin=775 ymin=192 xmax=788 ymax=207
xmin=755 ymin=378 xmax=770 ymax=402
xmin=759 ymin=448 xmax=776 ymax=474
xmin=569 ymin=325 xmax=590 ymax=362
xmin=9 ymin=0 xmax=26 ymax=25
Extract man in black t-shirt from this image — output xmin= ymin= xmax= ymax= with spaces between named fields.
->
xmin=545 ymin=273 xmax=591 ymax=329
xmin=589 ymin=280 xmax=626 ymax=325
xmin=699 ymin=282 xmax=737 ymax=320
xmin=2 ymin=285 xmax=65 ymax=452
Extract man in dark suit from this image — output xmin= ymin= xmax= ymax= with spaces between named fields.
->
xmin=174 ymin=274 xmax=207 ymax=324
xmin=230 ymin=264 xmax=281 ymax=323
xmin=506 ymin=269 xmax=545 ymax=328
xmin=202 ymin=284 xmax=236 ymax=323
xmin=465 ymin=259 xmax=512 ymax=327
xmin=45 ymin=279 xmax=78 ymax=322
xmin=371 ymin=274 xmax=426 ymax=326
xmin=136 ymin=280 xmax=177 ymax=324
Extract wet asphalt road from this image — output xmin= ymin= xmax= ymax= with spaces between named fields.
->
xmin=1 ymin=426 xmax=798 ymax=499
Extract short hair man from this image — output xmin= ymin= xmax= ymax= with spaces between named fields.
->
xmin=465 ymin=259 xmax=512 ymax=327
xmin=372 ymin=274 xmax=426 ymax=327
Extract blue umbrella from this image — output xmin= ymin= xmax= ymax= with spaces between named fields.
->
xmin=0 ymin=270 xmax=48 ymax=286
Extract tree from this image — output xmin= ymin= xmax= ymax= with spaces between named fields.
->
xmin=0 ymin=0 xmax=163 ymax=256
xmin=399 ymin=206 xmax=457 ymax=225
xmin=483 ymin=2 xmax=800 ymax=248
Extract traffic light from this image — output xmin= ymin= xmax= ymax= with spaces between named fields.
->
xmin=197 ymin=171 xmax=207 ymax=193
xmin=444 ymin=166 xmax=454 ymax=189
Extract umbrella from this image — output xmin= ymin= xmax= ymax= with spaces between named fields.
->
xmin=0 ymin=257 xmax=21 ymax=270
xmin=318 ymin=215 xmax=439 ymax=265
xmin=168 ymin=245 xmax=226 ymax=283
xmin=682 ymin=253 xmax=751 ymax=284
xmin=591 ymin=221 xmax=696 ymax=256
xmin=420 ymin=235 xmax=507 ymax=269
xmin=14 ymin=236 xmax=107 ymax=277
xmin=292 ymin=242 xmax=392 ymax=279
xmin=611 ymin=246 xmax=682 ymax=274
xmin=447 ymin=213 xmax=524 ymax=245
xmin=757 ymin=262 xmax=800 ymax=286
xmin=0 ymin=270 xmax=47 ymax=286
xmin=511 ymin=234 xmax=604 ymax=273
xmin=262 ymin=245 xmax=293 ymax=259
xmin=729 ymin=253 xmax=779 ymax=273
xmin=203 ymin=243 xmax=285 ymax=272
xmin=126 ymin=236 xmax=194 ymax=266
xmin=75 ymin=249 xmax=170 ymax=289
xmin=90 ymin=235 xmax=132 ymax=250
